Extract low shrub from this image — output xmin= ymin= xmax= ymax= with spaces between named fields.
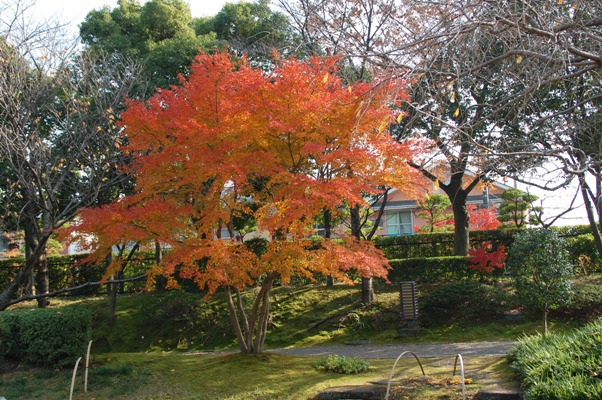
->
xmin=553 ymin=281 xmax=602 ymax=320
xmin=566 ymin=234 xmax=602 ymax=274
xmin=419 ymin=281 xmax=510 ymax=326
xmin=313 ymin=354 xmax=370 ymax=374
xmin=508 ymin=319 xmax=602 ymax=399
xmin=0 ymin=307 xmax=92 ymax=367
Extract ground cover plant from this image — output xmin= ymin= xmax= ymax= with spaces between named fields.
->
xmin=33 ymin=284 xmax=556 ymax=353
xmin=5 ymin=279 xmax=597 ymax=355
xmin=313 ymin=354 xmax=371 ymax=374
xmin=508 ymin=318 xmax=602 ymax=399
xmin=419 ymin=281 xmax=511 ymax=327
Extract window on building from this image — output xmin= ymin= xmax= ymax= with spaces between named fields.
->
xmin=313 ymin=223 xmax=326 ymax=237
xmin=385 ymin=210 xmax=413 ymax=236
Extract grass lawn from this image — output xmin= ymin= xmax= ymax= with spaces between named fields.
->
xmin=0 ymin=351 xmax=515 ymax=399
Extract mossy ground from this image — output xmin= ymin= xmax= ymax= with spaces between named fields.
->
xmin=0 ymin=351 xmax=515 ymax=399
xmin=21 ymin=282 xmax=581 ymax=354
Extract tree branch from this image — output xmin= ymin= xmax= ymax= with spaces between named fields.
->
xmin=2 ymin=274 xmax=148 ymax=309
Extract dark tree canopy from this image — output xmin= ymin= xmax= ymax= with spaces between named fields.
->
xmin=80 ymin=0 xmax=300 ymax=89
xmin=204 ymin=0 xmax=301 ymax=60
xmin=79 ymin=0 xmax=223 ymax=90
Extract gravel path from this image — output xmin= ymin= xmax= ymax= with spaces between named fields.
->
xmin=269 ymin=340 xmax=517 ymax=359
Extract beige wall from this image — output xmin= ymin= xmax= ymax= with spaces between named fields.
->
xmin=373 ymin=180 xmax=509 ymax=236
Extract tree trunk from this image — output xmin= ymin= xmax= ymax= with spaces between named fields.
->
xmin=595 ymin=167 xmax=602 ymax=229
xmin=451 ymin=197 xmax=470 ymax=256
xmin=225 ymin=273 xmax=276 ymax=354
xmin=106 ymin=253 xmax=118 ymax=329
xmin=225 ymin=286 xmax=249 ymax=353
xmin=0 ymin=234 xmax=50 ymax=310
xmin=413 ymin=163 xmax=476 ymax=257
xmin=155 ymin=240 xmax=162 ymax=264
xmin=35 ymin=252 xmax=49 ymax=308
xmin=579 ymin=175 xmax=602 ymax=259
xmin=108 ymin=281 xmax=118 ymax=329
xmin=361 ymin=277 xmax=374 ymax=305
xmin=22 ymin=205 xmax=50 ymax=308
xmin=543 ymin=304 xmax=548 ymax=337
xmin=596 ymin=171 xmax=602 ymax=229
xmin=249 ymin=273 xmax=276 ymax=354
xmin=323 ymin=208 xmax=334 ymax=286
xmin=18 ymin=269 xmax=35 ymax=298
xmin=253 ymin=282 xmax=272 ymax=353
xmin=350 ymin=204 xmax=375 ymax=305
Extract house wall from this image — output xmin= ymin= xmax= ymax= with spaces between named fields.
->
xmin=374 ymin=181 xmax=509 ymax=236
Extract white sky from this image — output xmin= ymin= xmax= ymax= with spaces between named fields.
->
xmin=33 ymin=0 xmax=228 ymax=29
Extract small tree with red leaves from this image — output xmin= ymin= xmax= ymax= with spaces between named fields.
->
xmin=467 ymin=242 xmax=506 ymax=273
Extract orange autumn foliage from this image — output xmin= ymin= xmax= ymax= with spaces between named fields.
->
xmin=62 ymin=52 xmax=422 ymax=352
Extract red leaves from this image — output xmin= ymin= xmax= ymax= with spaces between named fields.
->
xmin=468 ymin=204 xmax=501 ymax=231
xmin=68 ymin=51 xmax=421 ymax=295
xmin=467 ymin=207 xmax=505 ymax=272
xmin=467 ymin=242 xmax=506 ymax=272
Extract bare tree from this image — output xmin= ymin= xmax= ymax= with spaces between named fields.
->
xmin=0 ymin=0 xmax=143 ymax=310
xmin=279 ymin=0 xmax=602 ymax=255
xmin=277 ymin=0 xmax=406 ymax=74
xmin=389 ymin=0 xmax=602 ymax=254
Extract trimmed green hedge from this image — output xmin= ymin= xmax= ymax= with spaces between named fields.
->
xmin=387 ymin=256 xmax=504 ymax=283
xmin=1 ymin=225 xmax=599 ymax=294
xmin=0 ymin=307 xmax=92 ymax=367
xmin=551 ymin=224 xmax=597 ymax=236
xmin=374 ymin=229 xmax=518 ymax=259
xmin=378 ymin=226 xmax=602 ymax=277
xmin=0 ymin=253 xmax=155 ymax=296
xmin=565 ymin=234 xmax=602 ymax=274
xmin=374 ymin=232 xmax=457 ymax=259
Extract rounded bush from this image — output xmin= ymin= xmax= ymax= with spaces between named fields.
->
xmin=0 ymin=307 xmax=92 ymax=367
xmin=313 ymin=354 xmax=370 ymax=374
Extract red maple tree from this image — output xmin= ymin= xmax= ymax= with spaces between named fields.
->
xmin=467 ymin=204 xmax=501 ymax=231
xmin=63 ymin=52 xmax=422 ymax=354
xmin=467 ymin=242 xmax=506 ymax=272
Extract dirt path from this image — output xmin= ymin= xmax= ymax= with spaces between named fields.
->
xmin=270 ymin=340 xmax=517 ymax=359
